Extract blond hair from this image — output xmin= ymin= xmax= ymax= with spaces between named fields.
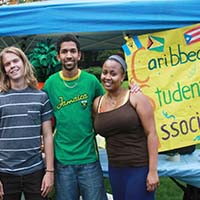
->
xmin=0 ymin=46 xmax=38 ymax=92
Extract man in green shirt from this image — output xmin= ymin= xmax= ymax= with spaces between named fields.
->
xmin=43 ymin=34 xmax=107 ymax=200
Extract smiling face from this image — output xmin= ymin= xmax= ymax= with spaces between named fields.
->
xmin=101 ymin=59 xmax=125 ymax=92
xmin=2 ymin=52 xmax=25 ymax=85
xmin=57 ymin=41 xmax=81 ymax=73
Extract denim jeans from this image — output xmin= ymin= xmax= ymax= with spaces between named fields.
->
xmin=55 ymin=160 xmax=108 ymax=200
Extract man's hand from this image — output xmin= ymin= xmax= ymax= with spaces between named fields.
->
xmin=0 ymin=181 xmax=4 ymax=200
xmin=129 ymin=82 xmax=141 ymax=93
xmin=41 ymin=172 xmax=54 ymax=197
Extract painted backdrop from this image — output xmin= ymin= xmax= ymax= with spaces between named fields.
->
xmin=123 ymin=24 xmax=200 ymax=152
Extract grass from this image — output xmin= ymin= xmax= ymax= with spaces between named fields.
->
xmin=104 ymin=177 xmax=184 ymax=200
xmin=156 ymin=177 xmax=184 ymax=200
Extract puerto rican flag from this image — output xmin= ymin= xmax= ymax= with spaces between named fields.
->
xmin=184 ymin=26 xmax=200 ymax=45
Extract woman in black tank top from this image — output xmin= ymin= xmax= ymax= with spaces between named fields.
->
xmin=93 ymin=54 xmax=159 ymax=200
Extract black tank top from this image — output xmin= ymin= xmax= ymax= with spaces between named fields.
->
xmin=94 ymin=98 xmax=148 ymax=167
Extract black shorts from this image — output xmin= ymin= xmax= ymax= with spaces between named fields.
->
xmin=0 ymin=169 xmax=48 ymax=200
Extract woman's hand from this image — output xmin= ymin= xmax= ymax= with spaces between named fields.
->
xmin=146 ymin=171 xmax=160 ymax=192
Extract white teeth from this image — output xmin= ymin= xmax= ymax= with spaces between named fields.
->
xmin=10 ymin=68 xmax=19 ymax=75
xmin=65 ymin=61 xmax=73 ymax=65
xmin=104 ymin=82 xmax=112 ymax=87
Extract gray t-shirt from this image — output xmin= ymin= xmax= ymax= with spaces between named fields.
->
xmin=0 ymin=87 xmax=53 ymax=175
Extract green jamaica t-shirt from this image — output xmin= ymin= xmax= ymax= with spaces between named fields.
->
xmin=43 ymin=70 xmax=104 ymax=165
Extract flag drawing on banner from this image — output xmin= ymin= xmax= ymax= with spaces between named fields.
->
xmin=122 ymin=35 xmax=143 ymax=56
xmin=147 ymin=35 xmax=165 ymax=52
xmin=132 ymin=35 xmax=143 ymax=49
xmin=122 ymin=43 xmax=131 ymax=56
xmin=184 ymin=25 xmax=200 ymax=45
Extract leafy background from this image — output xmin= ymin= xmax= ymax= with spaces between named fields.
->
xmin=28 ymin=40 xmax=61 ymax=82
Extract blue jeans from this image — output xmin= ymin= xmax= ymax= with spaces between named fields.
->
xmin=55 ymin=160 xmax=108 ymax=200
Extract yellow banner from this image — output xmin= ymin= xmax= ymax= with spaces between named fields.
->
xmin=123 ymin=24 xmax=200 ymax=152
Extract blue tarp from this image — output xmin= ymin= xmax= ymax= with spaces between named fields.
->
xmin=0 ymin=0 xmax=199 ymax=36
xmin=99 ymin=148 xmax=200 ymax=188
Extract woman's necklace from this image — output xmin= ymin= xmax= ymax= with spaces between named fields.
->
xmin=105 ymin=89 xmax=126 ymax=107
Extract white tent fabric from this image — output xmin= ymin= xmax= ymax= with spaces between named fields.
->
xmin=0 ymin=0 xmax=199 ymax=51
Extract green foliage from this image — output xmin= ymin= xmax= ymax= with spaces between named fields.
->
xmin=28 ymin=41 xmax=61 ymax=82
xmin=96 ymin=50 xmax=121 ymax=62
xmin=122 ymin=80 xmax=129 ymax=88
xmin=83 ymin=66 xmax=102 ymax=80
